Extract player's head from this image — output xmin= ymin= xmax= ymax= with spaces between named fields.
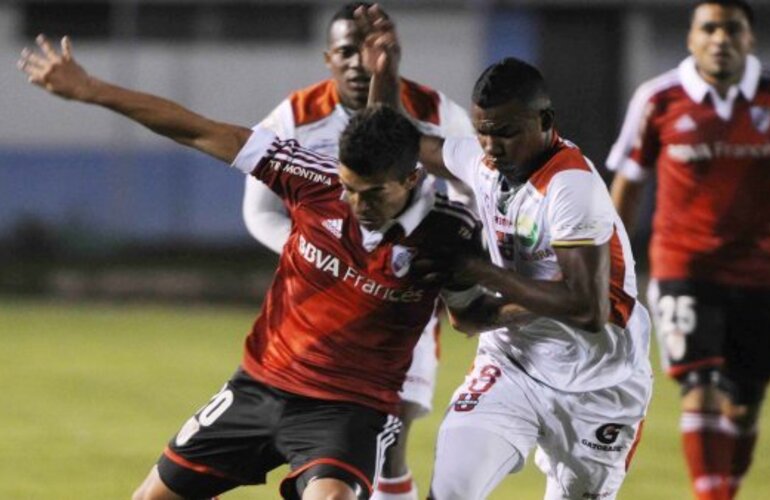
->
xmin=338 ymin=105 xmax=421 ymax=230
xmin=325 ymin=2 xmax=391 ymax=110
xmin=470 ymin=57 xmax=555 ymax=181
xmin=688 ymin=0 xmax=755 ymax=86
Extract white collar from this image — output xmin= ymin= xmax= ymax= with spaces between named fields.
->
xmin=359 ymin=178 xmax=434 ymax=251
xmin=679 ymin=54 xmax=761 ymax=104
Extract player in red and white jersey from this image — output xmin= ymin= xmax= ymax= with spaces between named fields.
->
xmin=242 ymin=5 xmax=475 ymax=498
xmin=360 ymin=9 xmax=651 ymax=499
xmin=607 ymin=2 xmax=770 ymax=498
xmin=18 ymin=35 xmax=481 ymax=500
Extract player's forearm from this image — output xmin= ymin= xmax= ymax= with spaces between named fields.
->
xmin=82 ymin=78 xmax=250 ymax=163
xmin=448 ymin=294 xmax=534 ymax=334
xmin=610 ymin=175 xmax=645 ymax=235
xmin=465 ymin=259 xmax=609 ymax=332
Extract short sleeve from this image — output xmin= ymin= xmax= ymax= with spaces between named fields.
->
xmin=231 ymin=126 xmax=277 ymax=175
xmin=438 ymin=94 xmax=475 ymax=137
xmin=232 ymin=126 xmax=336 ymax=208
xmin=547 ymin=170 xmax=615 ymax=247
xmin=605 ymin=84 xmax=661 ymax=181
xmin=442 ymin=137 xmax=483 ymax=188
xmin=257 ymin=99 xmax=295 ymax=139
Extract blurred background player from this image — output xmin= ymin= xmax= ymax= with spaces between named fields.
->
xmin=18 ymin=34 xmax=482 ymax=500
xmin=242 ymin=4 xmax=474 ymax=498
xmin=359 ymin=7 xmax=652 ymax=499
xmin=607 ymin=1 xmax=770 ymax=498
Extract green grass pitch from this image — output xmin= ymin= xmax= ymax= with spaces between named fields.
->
xmin=2 ymin=298 xmax=770 ymax=499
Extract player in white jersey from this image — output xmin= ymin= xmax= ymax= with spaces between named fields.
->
xmin=358 ymin=8 xmax=652 ymax=499
xmin=242 ymin=4 xmax=474 ymax=499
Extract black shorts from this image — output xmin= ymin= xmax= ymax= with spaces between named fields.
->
xmin=157 ymin=368 xmax=401 ymax=499
xmin=652 ymin=280 xmax=770 ymax=402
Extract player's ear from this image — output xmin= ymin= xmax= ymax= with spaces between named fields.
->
xmin=324 ymin=49 xmax=332 ymax=68
xmin=540 ymin=108 xmax=555 ymax=132
xmin=403 ymin=168 xmax=422 ymax=189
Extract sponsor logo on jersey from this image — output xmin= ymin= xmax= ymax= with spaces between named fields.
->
xmin=322 ymin=218 xmax=343 ymax=239
xmin=391 ymin=245 xmax=416 ymax=278
xmin=580 ymin=423 xmax=626 ymax=452
xmin=297 ymin=234 xmax=423 ymax=303
xmin=750 ymin=106 xmax=770 ymax=133
xmin=674 ymin=114 xmax=697 ymax=133
xmin=268 ymin=159 xmax=332 ymax=185
xmin=667 ymin=142 xmax=770 ymax=163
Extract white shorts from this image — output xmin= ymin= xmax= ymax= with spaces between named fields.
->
xmin=398 ymin=312 xmax=440 ymax=417
xmin=431 ymin=345 xmax=652 ymax=500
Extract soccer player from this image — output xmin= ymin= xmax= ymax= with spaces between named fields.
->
xmin=359 ymin=7 xmax=653 ymax=499
xmin=242 ymin=4 xmax=474 ymax=498
xmin=17 ymin=35 xmax=481 ymax=500
xmin=607 ymin=1 xmax=770 ymax=498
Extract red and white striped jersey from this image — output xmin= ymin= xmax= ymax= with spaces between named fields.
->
xmin=442 ymin=134 xmax=649 ymax=392
xmin=607 ymin=55 xmax=770 ymax=287
xmin=232 ymin=127 xmax=479 ymax=414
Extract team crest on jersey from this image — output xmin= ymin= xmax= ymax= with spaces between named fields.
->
xmin=674 ymin=114 xmax=697 ymax=133
xmin=515 ymin=216 xmax=539 ymax=248
xmin=750 ymin=106 xmax=770 ymax=133
xmin=391 ymin=245 xmax=416 ymax=278
xmin=322 ymin=218 xmax=343 ymax=238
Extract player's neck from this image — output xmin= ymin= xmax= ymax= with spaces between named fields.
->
xmin=697 ymin=67 xmax=744 ymax=99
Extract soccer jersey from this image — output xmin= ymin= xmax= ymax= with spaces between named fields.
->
xmin=232 ymin=127 xmax=479 ymax=415
xmin=607 ymin=55 xmax=770 ymax=287
xmin=260 ymin=77 xmax=474 ymax=155
xmin=442 ymin=134 xmax=648 ymax=392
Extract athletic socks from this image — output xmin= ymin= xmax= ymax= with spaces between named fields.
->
xmin=371 ymin=471 xmax=418 ymax=500
xmin=681 ymin=411 xmax=732 ymax=500
xmin=726 ymin=420 xmax=757 ymax=499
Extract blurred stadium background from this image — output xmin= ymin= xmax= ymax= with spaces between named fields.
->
xmin=1 ymin=0 xmax=769 ymax=498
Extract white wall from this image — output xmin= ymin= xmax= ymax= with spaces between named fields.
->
xmin=0 ymin=5 xmax=482 ymax=148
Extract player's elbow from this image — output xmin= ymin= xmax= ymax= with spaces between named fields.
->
xmin=572 ymin=299 xmax=609 ymax=333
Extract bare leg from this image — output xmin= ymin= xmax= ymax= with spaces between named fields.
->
xmin=302 ymin=477 xmax=358 ymax=500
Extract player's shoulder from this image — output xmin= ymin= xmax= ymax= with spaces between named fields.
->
xmin=528 ymin=137 xmax=595 ymax=195
xmin=288 ymin=79 xmax=339 ymax=127
xmin=757 ymin=69 xmax=770 ymax=96
xmin=400 ymin=77 xmax=442 ymax=126
xmin=632 ymin=68 xmax=685 ymax=108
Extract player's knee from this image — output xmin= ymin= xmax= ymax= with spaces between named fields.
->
xmin=677 ymin=368 xmax=724 ymax=408
xmin=288 ymin=464 xmax=366 ymax=500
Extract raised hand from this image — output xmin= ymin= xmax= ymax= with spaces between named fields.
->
xmin=18 ymin=34 xmax=95 ymax=101
xmin=354 ymin=4 xmax=401 ymax=79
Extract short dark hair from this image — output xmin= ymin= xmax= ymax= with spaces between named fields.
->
xmin=691 ymin=0 xmax=755 ymax=27
xmin=327 ymin=2 xmax=391 ymax=38
xmin=339 ymin=105 xmax=420 ymax=180
xmin=472 ymin=57 xmax=550 ymax=109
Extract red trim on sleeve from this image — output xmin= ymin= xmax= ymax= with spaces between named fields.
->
xmin=608 ymin=228 xmax=636 ymax=328
xmin=281 ymin=457 xmax=373 ymax=495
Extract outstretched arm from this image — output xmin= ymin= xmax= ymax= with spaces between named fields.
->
xmin=356 ymin=5 xmax=455 ymax=180
xmin=18 ymin=35 xmax=251 ymax=164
